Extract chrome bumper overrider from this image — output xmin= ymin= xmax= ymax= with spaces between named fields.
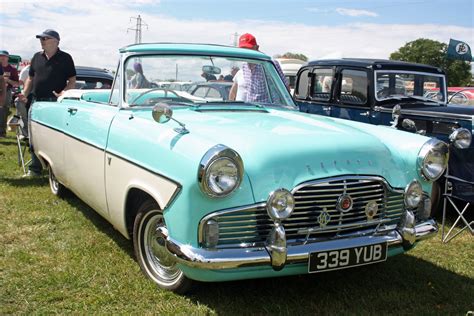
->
xmin=157 ymin=216 xmax=438 ymax=271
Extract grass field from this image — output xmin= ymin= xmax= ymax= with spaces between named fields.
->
xmin=1 ymin=132 xmax=473 ymax=315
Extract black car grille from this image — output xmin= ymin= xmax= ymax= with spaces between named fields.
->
xmin=204 ymin=177 xmax=405 ymax=248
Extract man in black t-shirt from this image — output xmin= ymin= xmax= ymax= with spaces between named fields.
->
xmin=18 ymin=29 xmax=76 ymax=177
xmin=20 ymin=29 xmax=76 ymax=103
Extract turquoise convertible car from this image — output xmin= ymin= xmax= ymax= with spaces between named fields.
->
xmin=30 ymin=43 xmax=448 ymax=293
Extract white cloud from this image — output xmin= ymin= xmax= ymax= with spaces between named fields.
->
xmin=0 ymin=1 xmax=471 ymax=71
xmin=336 ymin=8 xmax=378 ymax=17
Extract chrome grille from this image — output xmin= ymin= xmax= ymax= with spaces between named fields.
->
xmin=204 ymin=177 xmax=405 ymax=248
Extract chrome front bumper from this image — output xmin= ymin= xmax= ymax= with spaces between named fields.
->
xmin=157 ymin=217 xmax=438 ymax=270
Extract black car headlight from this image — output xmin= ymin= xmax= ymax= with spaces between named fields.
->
xmin=198 ymin=144 xmax=243 ymax=198
xmin=417 ymin=139 xmax=449 ymax=181
xmin=449 ymin=128 xmax=472 ymax=149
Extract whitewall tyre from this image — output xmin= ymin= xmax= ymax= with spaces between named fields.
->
xmin=133 ymin=199 xmax=193 ymax=294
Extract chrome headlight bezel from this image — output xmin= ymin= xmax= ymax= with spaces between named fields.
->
xmin=404 ymin=180 xmax=423 ymax=209
xmin=417 ymin=138 xmax=449 ymax=181
xmin=198 ymin=144 xmax=244 ymax=198
xmin=449 ymin=127 xmax=472 ymax=149
xmin=266 ymin=188 xmax=295 ymax=221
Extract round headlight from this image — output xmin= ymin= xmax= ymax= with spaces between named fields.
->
xmin=418 ymin=139 xmax=449 ymax=181
xmin=404 ymin=180 xmax=423 ymax=209
xmin=198 ymin=145 xmax=243 ymax=198
xmin=449 ymin=128 xmax=472 ymax=149
xmin=266 ymin=188 xmax=295 ymax=220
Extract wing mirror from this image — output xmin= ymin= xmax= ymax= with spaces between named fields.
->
xmin=152 ymin=103 xmax=173 ymax=123
xmin=152 ymin=103 xmax=189 ymax=134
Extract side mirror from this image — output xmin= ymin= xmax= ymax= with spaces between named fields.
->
xmin=152 ymin=103 xmax=189 ymax=135
xmin=202 ymin=65 xmax=221 ymax=75
xmin=152 ymin=103 xmax=173 ymax=124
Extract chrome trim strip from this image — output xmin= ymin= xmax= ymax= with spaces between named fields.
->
xmin=158 ymin=219 xmax=437 ymax=270
xmin=31 ymin=120 xmax=183 ymax=210
xmin=374 ymin=106 xmax=474 ymax=121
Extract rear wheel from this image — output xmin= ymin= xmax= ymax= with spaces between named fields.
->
xmin=48 ymin=165 xmax=67 ymax=197
xmin=133 ymin=199 xmax=193 ymax=294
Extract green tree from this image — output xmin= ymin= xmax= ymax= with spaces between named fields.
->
xmin=274 ymin=52 xmax=308 ymax=62
xmin=390 ymin=38 xmax=471 ymax=86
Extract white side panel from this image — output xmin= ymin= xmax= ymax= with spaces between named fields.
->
xmin=105 ymin=153 xmax=179 ymax=237
xmin=31 ymin=121 xmax=66 ymax=184
xmin=63 ymin=137 xmax=108 ymax=218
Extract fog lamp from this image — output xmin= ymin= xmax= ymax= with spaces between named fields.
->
xmin=266 ymin=188 xmax=295 ymax=221
xmin=404 ymin=180 xmax=423 ymax=209
xmin=202 ymin=219 xmax=219 ymax=248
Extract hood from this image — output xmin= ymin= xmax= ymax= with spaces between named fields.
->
xmin=388 ymin=101 xmax=474 ymax=121
xmin=155 ymin=106 xmax=427 ymax=201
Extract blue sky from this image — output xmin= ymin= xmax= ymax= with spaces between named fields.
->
xmin=0 ymin=0 xmax=472 ymax=70
xmin=154 ymin=0 xmax=474 ymax=28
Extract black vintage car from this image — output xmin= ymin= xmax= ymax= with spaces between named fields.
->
xmin=75 ymin=66 xmax=114 ymax=89
xmin=294 ymin=59 xmax=474 ymax=211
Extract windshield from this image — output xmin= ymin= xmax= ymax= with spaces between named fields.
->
xmin=375 ymin=70 xmax=446 ymax=104
xmin=123 ymin=55 xmax=294 ymax=108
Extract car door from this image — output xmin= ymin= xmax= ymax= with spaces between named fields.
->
xmin=295 ymin=67 xmax=335 ymax=117
xmin=63 ymin=100 xmax=119 ymax=217
xmin=330 ymin=67 xmax=372 ymax=123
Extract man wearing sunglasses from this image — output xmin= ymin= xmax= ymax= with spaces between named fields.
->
xmin=19 ymin=29 xmax=76 ymax=177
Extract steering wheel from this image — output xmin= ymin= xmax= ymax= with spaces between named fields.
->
xmin=130 ymin=88 xmax=181 ymax=105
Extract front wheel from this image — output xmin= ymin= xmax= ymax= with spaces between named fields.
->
xmin=133 ymin=199 xmax=193 ymax=294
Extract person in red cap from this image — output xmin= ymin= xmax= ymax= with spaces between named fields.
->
xmin=230 ymin=33 xmax=289 ymax=102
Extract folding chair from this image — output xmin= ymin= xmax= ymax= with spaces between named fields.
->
xmin=7 ymin=99 xmax=31 ymax=175
xmin=441 ymin=147 xmax=474 ymax=243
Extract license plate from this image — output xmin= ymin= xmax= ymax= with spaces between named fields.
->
xmin=308 ymin=243 xmax=387 ymax=273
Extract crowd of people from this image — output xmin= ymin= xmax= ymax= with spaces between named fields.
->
xmin=2 ymin=30 xmax=289 ymax=177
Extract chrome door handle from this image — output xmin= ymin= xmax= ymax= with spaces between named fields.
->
xmin=68 ymin=107 xmax=78 ymax=114
xmin=322 ymin=106 xmax=331 ymax=111
xmin=360 ymin=111 xmax=370 ymax=117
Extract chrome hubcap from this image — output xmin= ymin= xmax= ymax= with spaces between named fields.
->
xmin=143 ymin=213 xmax=182 ymax=284
xmin=49 ymin=168 xmax=58 ymax=192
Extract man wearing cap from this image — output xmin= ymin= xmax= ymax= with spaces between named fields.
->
xmin=19 ymin=29 xmax=76 ymax=177
xmin=229 ymin=33 xmax=289 ymax=102
xmin=0 ymin=50 xmax=19 ymax=137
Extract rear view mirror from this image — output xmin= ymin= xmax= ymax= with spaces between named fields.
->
xmin=202 ymin=65 xmax=221 ymax=75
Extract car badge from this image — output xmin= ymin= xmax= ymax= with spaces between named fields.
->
xmin=336 ymin=194 xmax=353 ymax=213
xmin=318 ymin=208 xmax=331 ymax=228
xmin=365 ymin=200 xmax=379 ymax=221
